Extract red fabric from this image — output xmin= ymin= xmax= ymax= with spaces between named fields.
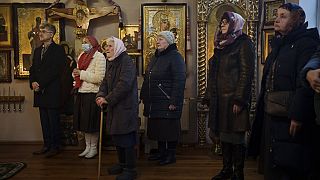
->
xmin=74 ymin=36 xmax=101 ymax=89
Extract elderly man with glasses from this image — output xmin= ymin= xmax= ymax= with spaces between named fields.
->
xmin=29 ymin=22 xmax=66 ymax=158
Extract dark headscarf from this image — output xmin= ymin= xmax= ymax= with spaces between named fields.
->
xmin=277 ymin=3 xmax=306 ymax=35
xmin=214 ymin=11 xmax=245 ymax=49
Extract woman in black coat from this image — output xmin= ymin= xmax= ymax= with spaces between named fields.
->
xmin=140 ymin=31 xmax=186 ymax=166
xmin=96 ymin=37 xmax=138 ymax=180
xmin=203 ymin=12 xmax=255 ymax=180
xmin=249 ymin=3 xmax=319 ymax=180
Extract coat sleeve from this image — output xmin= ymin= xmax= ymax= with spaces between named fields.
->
xmin=300 ymin=47 xmax=320 ymax=87
xmin=169 ymin=52 xmax=186 ymax=106
xmin=37 ymin=45 xmax=66 ymax=90
xmin=234 ymin=38 xmax=255 ymax=106
xmin=105 ymin=55 xmax=136 ymax=106
xmin=80 ymin=52 xmax=106 ymax=84
xmin=289 ymin=39 xmax=319 ymax=122
xmin=29 ymin=48 xmax=40 ymax=90
xmin=96 ymin=69 xmax=108 ymax=98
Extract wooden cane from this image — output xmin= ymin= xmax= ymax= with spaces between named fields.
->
xmin=98 ymin=107 xmax=104 ymax=180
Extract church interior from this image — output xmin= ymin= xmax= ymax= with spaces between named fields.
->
xmin=0 ymin=0 xmax=319 ymax=179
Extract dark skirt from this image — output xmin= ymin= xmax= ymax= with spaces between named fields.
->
xmin=73 ymin=93 xmax=100 ymax=133
xmin=147 ymin=118 xmax=180 ymax=141
xmin=112 ymin=131 xmax=137 ymax=148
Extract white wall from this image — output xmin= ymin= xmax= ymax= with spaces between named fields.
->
xmin=0 ymin=0 xmax=198 ymax=142
xmin=299 ymin=0 xmax=317 ymax=28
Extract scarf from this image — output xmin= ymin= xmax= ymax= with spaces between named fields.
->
xmin=74 ymin=35 xmax=101 ymax=89
xmin=214 ymin=12 xmax=245 ymax=49
xmin=107 ymin=36 xmax=127 ymax=61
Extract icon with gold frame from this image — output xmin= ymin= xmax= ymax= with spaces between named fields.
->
xmin=0 ymin=4 xmax=13 ymax=47
xmin=141 ymin=3 xmax=186 ymax=73
xmin=12 ymin=3 xmax=65 ymax=79
xmin=263 ymin=29 xmax=275 ymax=64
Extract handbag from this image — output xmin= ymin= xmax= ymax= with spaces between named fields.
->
xmin=264 ymin=91 xmax=294 ymax=117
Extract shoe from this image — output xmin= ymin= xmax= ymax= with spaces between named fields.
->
xmin=85 ymin=147 xmax=97 ymax=158
xmin=116 ymin=168 xmax=137 ymax=180
xmin=79 ymin=133 xmax=91 ymax=157
xmin=147 ymin=153 xmax=161 ymax=161
xmin=158 ymin=149 xmax=176 ymax=166
xmin=45 ymin=149 xmax=60 ymax=158
xmin=211 ymin=169 xmax=233 ymax=180
xmin=158 ymin=156 xmax=176 ymax=166
xmin=107 ymin=164 xmax=124 ymax=175
xmin=33 ymin=147 xmax=49 ymax=155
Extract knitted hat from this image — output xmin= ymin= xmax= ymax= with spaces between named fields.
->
xmin=158 ymin=31 xmax=175 ymax=45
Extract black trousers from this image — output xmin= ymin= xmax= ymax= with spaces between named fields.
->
xmin=39 ymin=107 xmax=61 ymax=150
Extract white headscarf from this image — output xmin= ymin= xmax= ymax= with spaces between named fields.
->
xmin=107 ymin=36 xmax=127 ymax=61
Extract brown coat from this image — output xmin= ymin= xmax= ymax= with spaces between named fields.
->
xmin=205 ymin=34 xmax=255 ymax=133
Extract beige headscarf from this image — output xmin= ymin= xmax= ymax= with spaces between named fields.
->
xmin=106 ymin=36 xmax=127 ymax=61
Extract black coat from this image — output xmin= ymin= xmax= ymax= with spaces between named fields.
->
xmin=96 ymin=52 xmax=138 ymax=135
xmin=140 ymin=44 xmax=186 ymax=119
xmin=29 ymin=42 xmax=66 ymax=108
xmin=204 ymin=34 xmax=255 ymax=133
xmin=249 ymin=25 xmax=320 ymax=157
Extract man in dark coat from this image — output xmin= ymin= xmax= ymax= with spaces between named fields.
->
xmin=96 ymin=37 xmax=138 ymax=180
xmin=249 ymin=3 xmax=319 ymax=180
xmin=29 ymin=22 xmax=66 ymax=158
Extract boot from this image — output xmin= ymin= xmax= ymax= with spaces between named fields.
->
xmin=78 ymin=133 xmax=91 ymax=157
xmin=116 ymin=168 xmax=137 ymax=180
xmin=211 ymin=142 xmax=233 ymax=180
xmin=116 ymin=146 xmax=137 ymax=180
xmin=159 ymin=148 xmax=176 ymax=166
xmin=148 ymin=141 xmax=166 ymax=161
xmin=231 ymin=144 xmax=245 ymax=180
xmin=85 ymin=133 xmax=98 ymax=158
xmin=108 ymin=146 xmax=125 ymax=175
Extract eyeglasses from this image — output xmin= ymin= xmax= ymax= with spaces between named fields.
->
xmin=39 ymin=30 xmax=53 ymax=34
xmin=220 ymin=19 xmax=229 ymax=26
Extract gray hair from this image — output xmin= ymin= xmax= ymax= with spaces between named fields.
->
xmin=40 ymin=22 xmax=56 ymax=35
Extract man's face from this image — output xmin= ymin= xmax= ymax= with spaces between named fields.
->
xmin=39 ymin=28 xmax=53 ymax=42
xmin=274 ymin=8 xmax=292 ymax=35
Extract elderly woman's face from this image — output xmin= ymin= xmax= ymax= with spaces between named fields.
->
xmin=156 ymin=36 xmax=169 ymax=51
xmin=106 ymin=41 xmax=115 ymax=59
xmin=274 ymin=8 xmax=292 ymax=35
xmin=220 ymin=19 xmax=229 ymax=34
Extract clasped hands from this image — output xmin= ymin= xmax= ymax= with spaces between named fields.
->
xmin=32 ymin=82 xmax=40 ymax=92
xmin=72 ymin=68 xmax=80 ymax=77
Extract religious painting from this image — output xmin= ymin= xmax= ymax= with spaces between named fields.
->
xmin=0 ymin=49 xmax=12 ymax=82
xmin=119 ymin=25 xmax=141 ymax=55
xmin=0 ymin=4 xmax=12 ymax=47
xmin=13 ymin=3 xmax=65 ymax=79
xmin=265 ymin=0 xmax=284 ymax=26
xmin=263 ymin=29 xmax=275 ymax=64
xmin=142 ymin=3 xmax=187 ymax=73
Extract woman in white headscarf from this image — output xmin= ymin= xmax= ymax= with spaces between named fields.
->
xmin=96 ymin=37 xmax=138 ymax=180
xmin=203 ymin=12 xmax=255 ymax=180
